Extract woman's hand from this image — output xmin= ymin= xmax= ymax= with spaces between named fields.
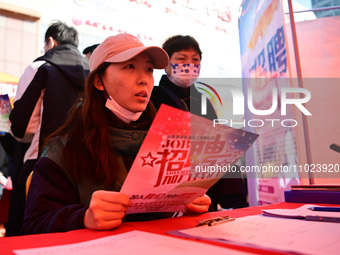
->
xmin=84 ymin=190 xmax=131 ymax=230
xmin=183 ymin=194 xmax=211 ymax=215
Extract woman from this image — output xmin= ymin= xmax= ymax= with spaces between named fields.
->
xmin=22 ymin=34 xmax=211 ymax=235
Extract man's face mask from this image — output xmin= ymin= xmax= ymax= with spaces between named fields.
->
xmin=167 ymin=63 xmax=201 ymax=88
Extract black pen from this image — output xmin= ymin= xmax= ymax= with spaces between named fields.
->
xmin=308 ymin=206 xmax=340 ymax=212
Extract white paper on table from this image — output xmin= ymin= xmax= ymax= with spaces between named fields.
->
xmin=170 ymin=215 xmax=340 ymax=255
xmin=13 ymin=230 xmax=254 ymax=255
xmin=262 ymin=204 xmax=340 ymax=218
xmin=120 ymin=104 xmax=258 ymax=214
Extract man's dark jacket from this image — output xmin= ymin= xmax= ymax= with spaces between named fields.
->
xmin=7 ymin=44 xmax=89 ymax=236
xmin=10 ymin=44 xmax=89 ymax=152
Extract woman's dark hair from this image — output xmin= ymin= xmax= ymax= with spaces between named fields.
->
xmin=44 ymin=62 xmax=118 ymax=186
xmin=162 ymin=35 xmax=202 ymax=59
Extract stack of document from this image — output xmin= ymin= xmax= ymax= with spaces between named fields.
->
xmin=262 ymin=204 xmax=340 ymax=222
xmin=13 ymin=230 xmax=250 ymax=255
xmin=290 ymin=185 xmax=340 ymax=191
xmin=284 ymin=184 xmax=340 ymax=204
xmin=169 ymin=205 xmax=340 ymax=255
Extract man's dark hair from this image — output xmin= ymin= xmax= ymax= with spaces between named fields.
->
xmin=45 ymin=20 xmax=79 ymax=47
xmin=162 ymin=35 xmax=202 ymax=59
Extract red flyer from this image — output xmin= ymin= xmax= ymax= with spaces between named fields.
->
xmin=121 ymin=104 xmax=258 ymax=214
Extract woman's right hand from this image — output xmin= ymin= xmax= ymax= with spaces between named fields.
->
xmin=84 ymin=190 xmax=131 ymax=230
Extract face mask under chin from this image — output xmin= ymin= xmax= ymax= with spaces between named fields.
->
xmin=98 ymin=74 xmax=142 ymax=123
xmin=105 ymin=96 xmax=142 ymax=123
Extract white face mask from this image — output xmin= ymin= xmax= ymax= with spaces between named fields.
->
xmin=99 ymin=75 xmax=142 ymax=123
xmin=167 ymin=63 xmax=200 ymax=88
xmin=105 ymin=96 xmax=142 ymax=123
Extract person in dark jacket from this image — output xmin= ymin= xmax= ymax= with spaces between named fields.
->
xmin=151 ymin=35 xmax=216 ymax=120
xmin=22 ymin=33 xmax=211 ymax=235
xmin=83 ymin=43 xmax=99 ymax=59
xmin=151 ymin=35 xmax=248 ymax=211
xmin=6 ymin=21 xmax=89 ymax=236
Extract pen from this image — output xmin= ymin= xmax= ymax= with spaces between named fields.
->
xmin=209 ymin=218 xmax=235 ymax=226
xmin=305 ymin=215 xmax=340 ymax=223
xmin=308 ymin=206 xmax=340 ymax=212
xmin=196 ymin=215 xmax=234 ymax=227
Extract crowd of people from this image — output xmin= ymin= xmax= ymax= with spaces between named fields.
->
xmin=0 ymin=20 xmax=248 ymax=236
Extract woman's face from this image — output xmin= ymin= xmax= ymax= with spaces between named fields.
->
xmin=99 ymin=52 xmax=154 ymax=113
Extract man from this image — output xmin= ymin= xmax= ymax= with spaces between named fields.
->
xmin=7 ymin=21 xmax=89 ymax=236
xmin=151 ymin=35 xmax=247 ymax=211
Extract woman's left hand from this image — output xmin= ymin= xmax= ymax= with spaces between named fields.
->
xmin=183 ymin=194 xmax=211 ymax=215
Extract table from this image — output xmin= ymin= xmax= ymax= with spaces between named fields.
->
xmin=0 ymin=202 xmax=327 ymax=255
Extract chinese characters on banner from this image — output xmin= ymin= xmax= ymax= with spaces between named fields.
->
xmin=249 ymin=26 xmax=287 ymax=75
xmin=121 ymin=105 xmax=258 ymax=214
xmin=238 ymin=0 xmax=300 ymax=205
xmin=239 ymin=0 xmax=287 ymax=77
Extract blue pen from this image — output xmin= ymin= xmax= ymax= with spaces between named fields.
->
xmin=308 ymin=206 xmax=340 ymax=212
